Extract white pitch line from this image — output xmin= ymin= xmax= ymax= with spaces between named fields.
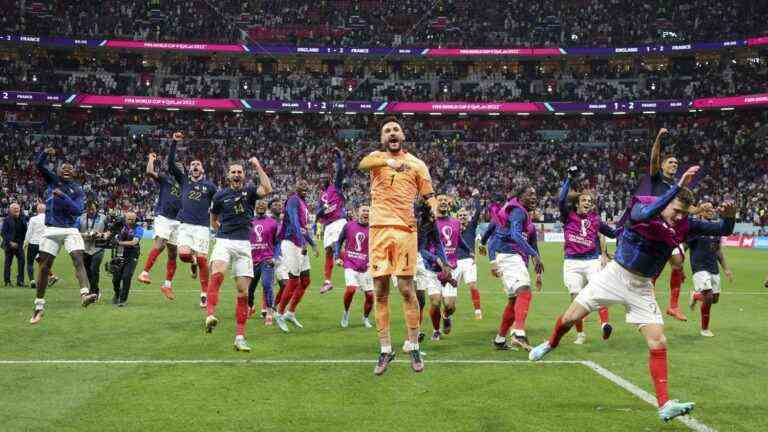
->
xmin=127 ymin=289 xmax=768 ymax=295
xmin=582 ymin=360 xmax=717 ymax=432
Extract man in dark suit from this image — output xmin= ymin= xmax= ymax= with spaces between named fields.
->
xmin=2 ymin=203 xmax=28 ymax=287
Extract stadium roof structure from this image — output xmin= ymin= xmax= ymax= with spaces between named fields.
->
xmin=1 ymin=91 xmax=767 ymax=115
xmin=2 ymin=34 xmax=767 ymax=59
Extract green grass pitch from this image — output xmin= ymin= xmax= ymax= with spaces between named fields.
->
xmin=1 ymin=242 xmax=766 ymax=431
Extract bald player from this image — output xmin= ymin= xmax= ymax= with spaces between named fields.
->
xmin=358 ymin=116 xmax=437 ymax=376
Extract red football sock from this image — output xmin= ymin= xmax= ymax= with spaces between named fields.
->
xmin=497 ymin=299 xmax=516 ymax=337
xmin=196 ymin=256 xmax=209 ymax=294
xmin=693 ymin=292 xmax=703 ymax=302
xmin=235 ymin=296 xmax=248 ymax=336
xmin=574 ymin=319 xmax=584 ymax=333
xmin=429 ymin=305 xmax=441 ymax=331
xmin=324 ymin=252 xmax=334 ymax=280
xmin=165 ymin=257 xmax=177 ymax=281
xmin=598 ymin=306 xmax=609 ymax=324
xmin=701 ymin=302 xmax=711 ymax=330
xmin=143 ymin=248 xmax=161 ymax=272
xmin=275 ymin=283 xmax=286 ymax=308
xmin=669 ymin=268 xmax=683 ymax=309
xmin=513 ymin=290 xmax=532 ymax=330
xmin=649 ymin=348 xmax=669 ymax=407
xmin=470 ymin=286 xmax=481 ymax=310
xmin=288 ymin=275 xmax=310 ymax=312
xmin=278 ymin=278 xmax=298 ymax=314
xmin=343 ymin=286 xmax=356 ymax=311
xmin=363 ymin=291 xmax=374 ymax=317
xmin=548 ymin=315 xmax=573 ymax=348
xmin=206 ymin=272 xmax=224 ymax=315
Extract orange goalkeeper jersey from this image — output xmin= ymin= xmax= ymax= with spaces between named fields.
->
xmin=362 ymin=150 xmax=434 ymax=228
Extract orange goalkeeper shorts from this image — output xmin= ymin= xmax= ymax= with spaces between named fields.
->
xmin=369 ymin=225 xmax=417 ymax=278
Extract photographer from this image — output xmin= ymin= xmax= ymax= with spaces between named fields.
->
xmin=78 ymin=201 xmax=109 ymax=298
xmin=111 ymin=211 xmax=144 ymax=306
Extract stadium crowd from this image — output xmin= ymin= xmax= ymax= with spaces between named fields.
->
xmin=3 ymin=0 xmax=767 ymax=48
xmin=1 ymin=50 xmax=766 ymax=102
xmin=1 ymin=109 xmax=766 ymax=228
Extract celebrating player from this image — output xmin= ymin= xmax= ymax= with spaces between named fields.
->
xmin=530 ymin=166 xmax=737 ymax=423
xmin=275 ymin=179 xmax=319 ymax=331
xmin=423 ymin=198 xmax=459 ymax=341
xmin=204 ymin=158 xmax=272 ymax=352
xmin=456 ymin=189 xmax=483 ymax=319
xmin=317 ymin=147 xmax=348 ymax=294
xmin=30 ymin=148 xmax=97 ymax=324
xmin=137 ymin=150 xmax=182 ymax=299
xmin=168 ymin=132 xmax=217 ymax=307
xmin=490 ymin=183 xmax=543 ymax=351
xmin=358 ymin=116 xmax=437 ymax=375
xmin=687 ymin=204 xmax=733 ymax=337
xmin=336 ymin=205 xmax=374 ymax=328
xmin=248 ymin=199 xmax=279 ymax=325
xmin=558 ymin=167 xmax=616 ymax=344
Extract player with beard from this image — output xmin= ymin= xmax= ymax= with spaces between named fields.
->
xmin=138 ymin=151 xmax=182 ymax=299
xmin=204 ymin=159 xmax=272 ymax=351
xmin=456 ymin=188 xmax=483 ymax=319
xmin=530 ymin=166 xmax=737 ymax=423
xmin=490 ymin=183 xmax=543 ymax=351
xmin=636 ymin=128 xmax=711 ymax=321
xmin=317 ymin=147 xmax=347 ymax=294
xmin=336 ymin=205 xmax=374 ymax=329
xmin=168 ymin=132 xmax=217 ymax=308
xmin=30 ymin=148 xmax=96 ymax=324
xmin=248 ymin=200 xmax=280 ymax=325
xmin=430 ymin=194 xmax=470 ymax=340
xmin=275 ymin=179 xmax=319 ymax=331
xmin=358 ymin=116 xmax=437 ymax=375
xmin=687 ymin=204 xmax=733 ymax=337
xmin=558 ymin=167 xmax=616 ymax=344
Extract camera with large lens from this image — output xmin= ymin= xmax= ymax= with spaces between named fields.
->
xmin=103 ymin=212 xmax=127 ymax=274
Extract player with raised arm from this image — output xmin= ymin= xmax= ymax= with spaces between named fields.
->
xmin=248 ymin=200 xmax=280 ymax=325
xmin=274 ymin=179 xmax=319 ymax=331
xmin=456 ymin=188 xmax=483 ymax=319
xmin=559 ymin=166 xmax=616 ymax=344
xmin=29 ymin=148 xmax=96 ymax=324
xmin=336 ymin=205 xmax=374 ymax=329
xmin=687 ymin=204 xmax=733 ymax=337
xmin=530 ymin=166 xmax=737 ymax=423
xmin=318 ymin=147 xmax=348 ymax=294
xmin=137 ymin=150 xmax=182 ymax=300
xmin=358 ymin=116 xmax=437 ymax=375
xmin=167 ymin=132 xmax=217 ymax=308
xmin=204 ymin=158 xmax=272 ymax=351
xmin=490 ymin=183 xmax=543 ymax=351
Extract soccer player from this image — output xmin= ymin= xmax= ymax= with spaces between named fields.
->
xmin=137 ymin=150 xmax=182 ymax=300
xmin=204 ymin=158 xmax=272 ymax=352
xmin=167 ymin=132 xmax=217 ymax=307
xmin=639 ymin=128 xmax=710 ymax=321
xmin=529 ymin=166 xmax=737 ymax=423
xmin=248 ymin=199 xmax=279 ymax=326
xmin=358 ymin=116 xmax=437 ymax=375
xmin=687 ymin=205 xmax=733 ymax=337
xmin=317 ymin=147 xmax=347 ymax=294
xmin=270 ymin=199 xmax=290 ymax=314
xmin=489 ymin=183 xmax=543 ymax=351
xmin=456 ymin=188 xmax=483 ymax=319
xmin=30 ymin=148 xmax=97 ymax=324
xmin=336 ymin=205 xmax=374 ymax=328
xmin=558 ymin=167 xmax=616 ymax=344
xmin=274 ymin=179 xmax=319 ymax=331
xmin=425 ymin=197 xmax=460 ymax=341
xmin=24 ymin=203 xmax=58 ymax=290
